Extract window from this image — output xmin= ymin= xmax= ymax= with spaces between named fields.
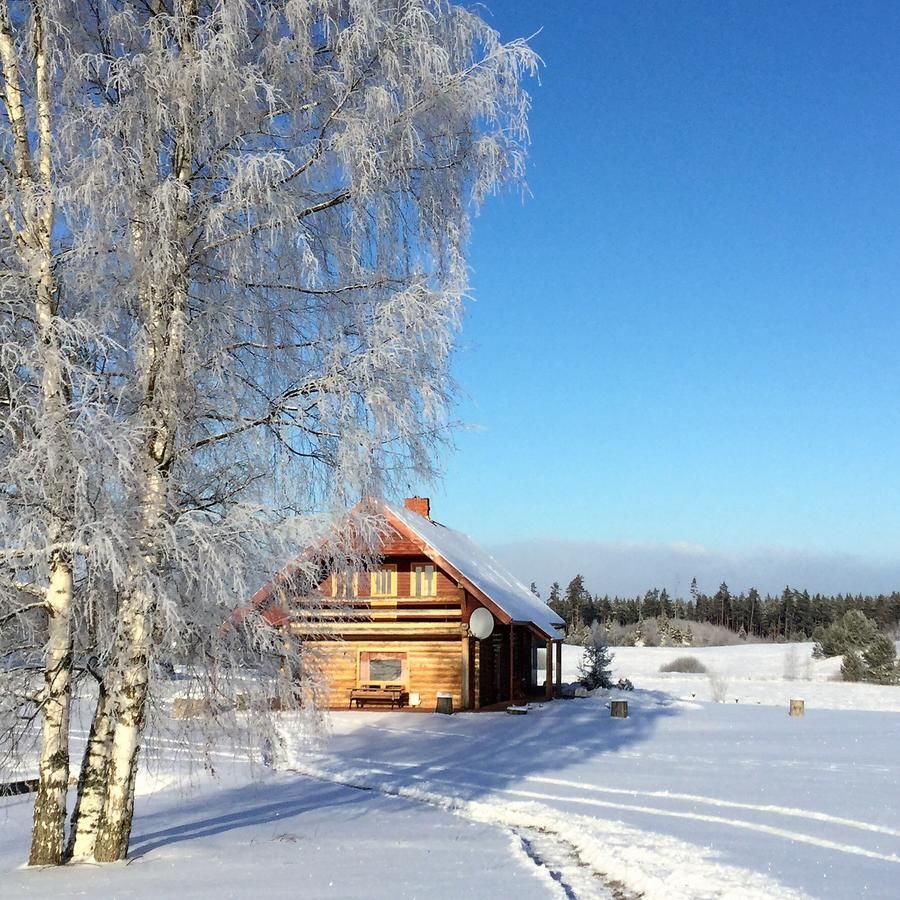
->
xmin=330 ymin=571 xmax=358 ymax=598
xmin=370 ymin=564 xmax=397 ymax=597
xmin=411 ymin=564 xmax=437 ymax=597
xmin=359 ymin=650 xmax=408 ymax=686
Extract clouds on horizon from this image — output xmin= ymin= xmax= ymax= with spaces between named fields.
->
xmin=490 ymin=538 xmax=900 ymax=599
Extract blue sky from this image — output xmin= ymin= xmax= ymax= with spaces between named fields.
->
xmin=425 ymin=1 xmax=900 ymax=595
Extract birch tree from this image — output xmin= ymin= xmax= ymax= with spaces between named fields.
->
xmin=1 ymin=0 xmax=535 ymax=864
xmin=0 ymin=0 xmax=113 ymax=865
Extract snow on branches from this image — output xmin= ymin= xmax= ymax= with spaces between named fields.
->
xmin=0 ymin=0 xmax=535 ymax=864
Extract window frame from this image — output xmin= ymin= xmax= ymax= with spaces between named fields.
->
xmin=357 ymin=649 xmax=408 ymax=687
xmin=330 ymin=571 xmax=358 ymax=598
xmin=369 ymin=563 xmax=397 ymax=597
xmin=410 ymin=563 xmax=437 ymax=597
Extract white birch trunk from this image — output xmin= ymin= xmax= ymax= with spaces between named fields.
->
xmin=92 ymin=466 xmax=167 ymax=861
xmin=66 ymin=682 xmax=114 ymax=861
xmin=28 ymin=553 xmax=73 ymax=866
xmin=0 ymin=0 xmax=76 ymax=867
xmin=91 ymin=587 xmax=152 ymax=862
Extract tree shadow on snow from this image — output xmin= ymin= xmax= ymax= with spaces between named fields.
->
xmin=311 ymin=688 xmax=688 ymax=801
xmin=128 ymin=779 xmax=369 ymax=858
xmin=128 ymin=689 xmax=687 ymax=858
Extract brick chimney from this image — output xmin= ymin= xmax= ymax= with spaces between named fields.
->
xmin=404 ymin=496 xmax=430 ymax=519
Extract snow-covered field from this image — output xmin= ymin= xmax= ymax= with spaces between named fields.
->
xmin=577 ymin=641 xmax=900 ymax=712
xmin=2 ymin=642 xmax=899 ymax=899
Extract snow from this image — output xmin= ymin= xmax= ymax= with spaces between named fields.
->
xmin=3 ymin=642 xmax=900 ymax=899
xmin=0 ymin=742 xmax=550 ymax=899
xmin=385 ymin=502 xmax=565 ymax=638
xmin=568 ymin=641 xmax=900 ymax=711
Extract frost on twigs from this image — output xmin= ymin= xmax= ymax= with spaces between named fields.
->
xmin=707 ymin=671 xmax=730 ymax=703
xmin=1 ymin=0 xmax=536 ymax=864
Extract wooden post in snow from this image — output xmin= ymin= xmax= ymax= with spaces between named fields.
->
xmin=545 ymin=640 xmax=553 ymax=699
xmin=555 ymin=641 xmax=562 ymax=696
xmin=789 ymin=699 xmax=805 ymax=717
xmin=611 ymin=700 xmax=628 ymax=718
xmin=461 ymin=631 xmax=471 ymax=711
xmin=508 ymin=626 xmax=515 ymax=702
xmin=474 ymin=640 xmax=481 ymax=710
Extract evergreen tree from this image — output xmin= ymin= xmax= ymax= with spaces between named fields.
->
xmin=597 ymin=594 xmax=613 ymax=623
xmin=841 ymin=650 xmax=866 ymax=682
xmin=529 ymin=582 xmax=541 ymax=599
xmin=660 ymin=588 xmax=674 ymax=619
xmin=814 ymin=609 xmax=879 ymax=658
xmin=796 ymin=590 xmax=813 ymax=638
xmin=747 ymin=587 xmax=760 ymax=637
xmin=862 ymin=634 xmax=899 ymax=684
xmin=578 ymin=622 xmax=614 ymax=690
xmin=714 ymin=582 xmax=732 ymax=628
xmin=564 ymin=574 xmax=589 ymax=632
xmin=547 ymin=581 xmax=562 ymax=614
xmin=641 ymin=588 xmax=660 ymax=620
xmin=780 ymin=586 xmax=796 ymax=638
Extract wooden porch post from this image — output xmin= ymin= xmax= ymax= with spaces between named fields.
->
xmin=461 ymin=633 xmax=471 ymax=710
xmin=545 ymin=638 xmax=553 ymax=699
xmin=474 ymin=640 xmax=481 ymax=710
xmin=508 ymin=625 xmax=515 ymax=702
xmin=555 ymin=640 xmax=562 ymax=696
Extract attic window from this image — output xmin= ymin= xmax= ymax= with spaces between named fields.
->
xmin=411 ymin=564 xmax=436 ymax=597
xmin=370 ymin=564 xmax=397 ymax=597
xmin=330 ymin=571 xmax=358 ymax=598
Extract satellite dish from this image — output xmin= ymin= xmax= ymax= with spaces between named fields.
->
xmin=469 ymin=608 xmax=494 ymax=640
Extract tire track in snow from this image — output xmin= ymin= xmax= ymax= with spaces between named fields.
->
xmin=602 ymin=748 xmax=892 ymax=776
xmin=513 ymin=830 xmax=581 ymax=899
xmin=492 ymin=785 xmax=900 ymax=866
xmin=288 ymin=758 xmax=808 ymax=900
xmin=521 ymin=774 xmax=900 ymax=839
xmin=322 ymin=755 xmax=900 ymax=866
xmin=338 ymin=755 xmax=900 ymax=841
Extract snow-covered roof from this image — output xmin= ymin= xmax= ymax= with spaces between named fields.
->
xmin=384 ymin=502 xmax=565 ymax=640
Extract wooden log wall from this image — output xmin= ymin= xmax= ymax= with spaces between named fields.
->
xmin=312 ymin=639 xmax=463 ymax=711
xmin=291 ymin=554 xmax=467 ymax=709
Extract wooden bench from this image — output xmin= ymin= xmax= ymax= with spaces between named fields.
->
xmin=349 ymin=685 xmax=405 ymax=709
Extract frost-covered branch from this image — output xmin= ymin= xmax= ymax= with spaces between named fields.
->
xmin=2 ymin=0 xmax=536 ymax=866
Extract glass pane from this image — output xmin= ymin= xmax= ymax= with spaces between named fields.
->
xmin=413 ymin=565 xmax=434 ymax=596
xmin=369 ymin=658 xmax=403 ymax=681
xmin=373 ymin=569 xmax=392 ymax=595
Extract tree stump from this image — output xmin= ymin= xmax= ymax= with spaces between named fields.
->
xmin=789 ymin=698 xmax=805 ymax=717
xmin=610 ymin=700 xmax=628 ymax=719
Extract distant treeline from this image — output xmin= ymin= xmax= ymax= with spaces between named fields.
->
xmin=539 ymin=575 xmax=900 ymax=641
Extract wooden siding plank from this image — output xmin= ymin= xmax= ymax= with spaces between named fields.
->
xmin=291 ymin=621 xmax=465 ymax=636
xmin=296 ymin=609 xmax=462 ymax=621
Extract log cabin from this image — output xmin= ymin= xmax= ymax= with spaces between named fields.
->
xmin=246 ymin=497 xmax=565 ymax=711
